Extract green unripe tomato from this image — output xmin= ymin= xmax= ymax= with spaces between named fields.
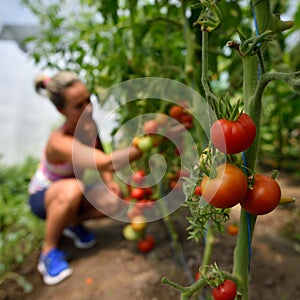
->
xmin=122 ymin=224 xmax=142 ymax=241
xmin=138 ymin=136 xmax=153 ymax=152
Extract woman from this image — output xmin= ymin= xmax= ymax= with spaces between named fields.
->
xmin=28 ymin=71 xmax=143 ymax=285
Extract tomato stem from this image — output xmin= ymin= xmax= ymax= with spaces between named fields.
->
xmin=200 ymin=221 xmax=214 ymax=273
xmin=271 ymin=169 xmax=279 ymax=179
xmin=201 ymin=30 xmax=218 ymax=113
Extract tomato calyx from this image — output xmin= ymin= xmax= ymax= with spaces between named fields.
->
xmin=193 ymin=263 xmax=238 ymax=300
xmin=198 ymin=147 xmax=220 ymax=178
xmin=215 ymin=95 xmax=241 ymax=121
xmin=271 ymin=169 xmax=279 ymax=180
xmin=202 ymin=265 xmax=238 ymax=300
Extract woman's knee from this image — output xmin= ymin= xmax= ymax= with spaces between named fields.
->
xmin=45 ymin=179 xmax=84 ymax=208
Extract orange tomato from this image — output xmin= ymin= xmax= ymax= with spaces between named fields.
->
xmin=227 ymin=224 xmax=239 ymax=236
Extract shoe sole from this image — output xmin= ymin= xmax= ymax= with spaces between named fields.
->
xmin=63 ymin=229 xmax=97 ymax=249
xmin=38 ymin=262 xmax=73 ymax=285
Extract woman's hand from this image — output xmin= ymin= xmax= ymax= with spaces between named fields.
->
xmin=106 ymin=181 xmax=122 ymax=197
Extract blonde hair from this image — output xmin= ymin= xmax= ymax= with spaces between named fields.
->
xmin=35 ymin=71 xmax=81 ymax=109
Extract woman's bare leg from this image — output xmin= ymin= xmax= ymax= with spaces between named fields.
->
xmin=42 ymin=178 xmax=84 ymax=254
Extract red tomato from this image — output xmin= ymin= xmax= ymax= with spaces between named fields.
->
xmin=137 ymin=235 xmax=155 ymax=253
xmin=212 ymin=279 xmax=237 ymax=300
xmin=211 ymin=113 xmax=256 ymax=154
xmin=180 ymin=113 xmax=194 ymax=128
xmin=132 ymin=170 xmax=146 ymax=185
xmin=130 ymin=187 xmax=145 ymax=200
xmin=241 ymin=174 xmax=281 ymax=215
xmin=143 ymin=186 xmax=153 ymax=197
xmin=194 ymin=185 xmax=202 ymax=196
xmin=195 ymin=271 xmax=201 ymax=281
xmin=201 ymin=164 xmax=248 ymax=209
xmin=169 ymin=105 xmax=184 ymax=119
xmin=143 ymin=119 xmax=159 ymax=134
xmin=227 ymin=224 xmax=239 ymax=236
xmin=180 ymin=112 xmax=192 ymax=123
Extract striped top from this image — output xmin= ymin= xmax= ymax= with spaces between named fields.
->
xmin=28 ymin=154 xmax=80 ymax=194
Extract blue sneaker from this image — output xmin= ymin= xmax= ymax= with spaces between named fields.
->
xmin=63 ymin=224 xmax=97 ymax=249
xmin=37 ymin=249 xmax=72 ymax=285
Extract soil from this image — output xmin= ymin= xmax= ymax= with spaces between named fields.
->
xmin=1 ymin=173 xmax=300 ymax=300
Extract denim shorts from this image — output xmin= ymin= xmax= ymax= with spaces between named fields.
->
xmin=28 ymin=189 xmax=47 ymax=219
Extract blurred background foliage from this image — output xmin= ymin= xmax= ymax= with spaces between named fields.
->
xmin=22 ymin=0 xmax=300 ymax=173
xmin=0 ymin=157 xmax=44 ymax=277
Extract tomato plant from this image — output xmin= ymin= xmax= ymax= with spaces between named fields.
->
xmin=137 ymin=235 xmax=155 ymax=253
xmin=212 ymin=279 xmax=237 ymax=300
xmin=211 ymin=113 xmax=256 ymax=154
xmin=241 ymin=174 xmax=281 ymax=215
xmin=24 ymin=0 xmax=298 ymax=299
xmin=201 ymin=163 xmax=248 ymax=209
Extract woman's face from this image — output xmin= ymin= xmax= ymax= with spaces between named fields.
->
xmin=61 ymin=81 xmax=92 ymax=125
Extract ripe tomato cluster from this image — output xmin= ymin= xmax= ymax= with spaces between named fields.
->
xmin=122 ymin=169 xmax=156 ymax=253
xmin=168 ymin=103 xmax=194 ymax=129
xmin=198 ymin=111 xmax=281 ymax=215
xmin=122 ymin=212 xmax=155 ymax=253
xmin=124 ymin=170 xmax=156 ymax=218
xmin=200 ymin=163 xmax=281 ymax=214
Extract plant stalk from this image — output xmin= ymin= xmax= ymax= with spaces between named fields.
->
xmin=233 ymin=53 xmax=259 ymax=300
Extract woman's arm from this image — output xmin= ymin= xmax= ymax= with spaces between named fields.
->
xmin=46 ymin=130 xmax=142 ymax=172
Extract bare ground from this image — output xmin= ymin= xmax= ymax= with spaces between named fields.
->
xmin=1 ymin=173 xmax=300 ymax=300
